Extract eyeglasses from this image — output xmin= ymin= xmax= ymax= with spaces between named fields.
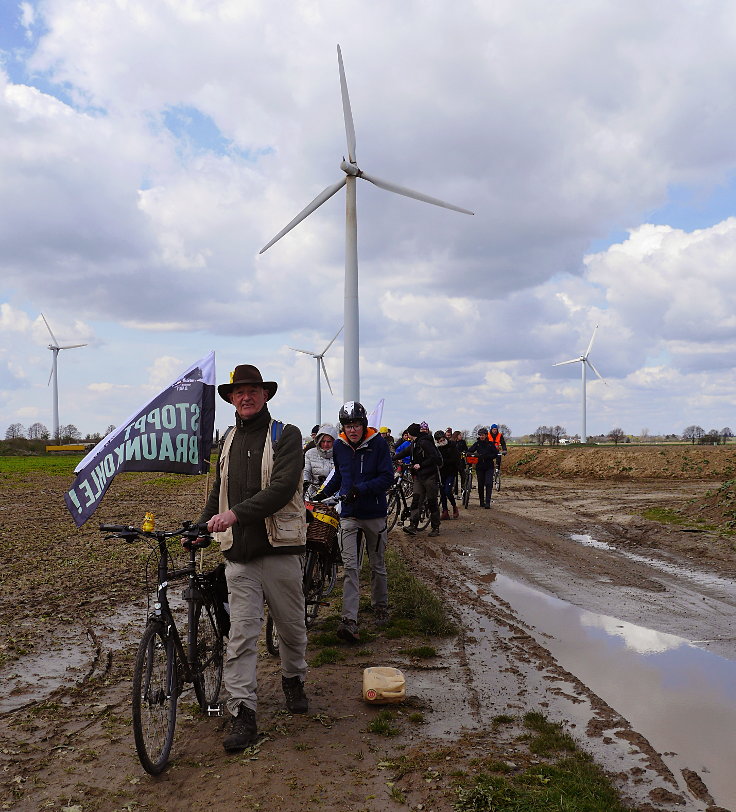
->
xmin=344 ymin=421 xmax=363 ymax=430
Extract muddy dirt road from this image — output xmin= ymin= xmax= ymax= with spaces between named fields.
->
xmin=2 ymin=456 xmax=736 ymax=811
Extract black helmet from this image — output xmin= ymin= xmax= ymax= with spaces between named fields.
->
xmin=339 ymin=401 xmax=368 ymax=426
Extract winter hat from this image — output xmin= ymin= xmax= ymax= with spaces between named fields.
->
xmin=405 ymin=423 xmax=422 ymax=438
xmin=420 ymin=421 xmax=429 ymax=431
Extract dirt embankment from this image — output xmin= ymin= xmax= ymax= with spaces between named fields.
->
xmin=505 ymin=444 xmax=736 ymax=481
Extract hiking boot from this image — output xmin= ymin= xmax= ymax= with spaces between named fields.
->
xmin=452 ymin=507 xmax=460 ymax=519
xmin=223 ymin=705 xmax=257 ymax=752
xmin=374 ymin=606 xmax=390 ymax=627
xmin=336 ymin=618 xmax=360 ymax=644
xmin=484 ymin=501 xmax=491 ymax=509
xmin=440 ymin=509 xmax=450 ymax=521
xmin=402 ymin=525 xmax=417 ymax=536
xmin=282 ymin=675 xmax=309 ymax=714
xmin=428 ymin=527 xmax=440 ymax=537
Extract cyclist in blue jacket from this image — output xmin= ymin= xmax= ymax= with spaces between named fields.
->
xmin=319 ymin=402 xmax=394 ymax=643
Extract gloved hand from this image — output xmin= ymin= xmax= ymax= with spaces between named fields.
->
xmin=344 ymin=486 xmax=360 ymax=504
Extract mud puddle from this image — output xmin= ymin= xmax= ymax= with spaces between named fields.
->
xmin=570 ymin=532 xmax=736 ymax=595
xmin=0 ymin=602 xmax=144 ymax=715
xmin=484 ymin=568 xmax=736 ymax=809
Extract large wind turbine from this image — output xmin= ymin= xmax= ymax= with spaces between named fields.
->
xmin=289 ymin=326 xmax=343 ymax=426
xmin=260 ymin=45 xmax=473 ymax=402
xmin=553 ymin=325 xmax=606 ymax=444
xmin=41 ymin=313 xmax=87 ymax=442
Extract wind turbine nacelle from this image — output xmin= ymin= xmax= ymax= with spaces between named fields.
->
xmin=340 ymin=159 xmax=360 ymax=176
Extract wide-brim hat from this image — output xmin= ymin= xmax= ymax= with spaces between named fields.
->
xmin=218 ymin=364 xmax=278 ymax=403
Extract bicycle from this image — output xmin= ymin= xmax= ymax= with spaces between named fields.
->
xmin=265 ymin=500 xmax=341 ymax=656
xmin=99 ymin=520 xmax=226 ymax=775
xmin=386 ymin=466 xmax=431 ymax=532
xmin=493 ymin=458 xmax=502 ymax=492
xmin=461 ymin=455 xmax=478 ymax=508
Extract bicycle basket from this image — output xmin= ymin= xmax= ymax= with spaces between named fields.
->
xmin=466 ymin=455 xmax=479 ymax=465
xmin=306 ymin=504 xmax=339 ymax=550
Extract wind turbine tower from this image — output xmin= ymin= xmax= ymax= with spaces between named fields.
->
xmin=261 ymin=45 xmax=474 ymax=402
xmin=41 ymin=313 xmax=87 ymax=442
xmin=289 ymin=326 xmax=343 ymax=426
xmin=553 ymin=325 xmax=606 ymax=443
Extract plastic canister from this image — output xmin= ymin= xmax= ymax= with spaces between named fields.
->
xmin=362 ymin=667 xmax=406 ymax=704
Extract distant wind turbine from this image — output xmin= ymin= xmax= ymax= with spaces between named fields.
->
xmin=260 ymin=45 xmax=474 ymax=402
xmin=41 ymin=313 xmax=87 ymax=442
xmin=553 ymin=325 xmax=606 ymax=443
xmin=289 ymin=326 xmax=343 ymax=426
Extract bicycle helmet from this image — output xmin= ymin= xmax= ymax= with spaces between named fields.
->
xmin=339 ymin=401 xmax=368 ymax=427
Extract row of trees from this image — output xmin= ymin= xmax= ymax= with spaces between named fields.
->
xmin=4 ymin=423 xmax=116 ymax=443
xmin=527 ymin=425 xmax=733 ymax=445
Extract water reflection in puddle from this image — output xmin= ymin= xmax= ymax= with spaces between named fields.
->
xmin=485 ymin=571 xmax=736 ymax=808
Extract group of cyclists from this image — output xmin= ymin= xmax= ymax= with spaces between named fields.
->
xmin=303 ymin=419 xmax=508 ymax=527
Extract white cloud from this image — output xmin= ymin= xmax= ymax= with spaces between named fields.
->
xmin=1 ymin=1 xmax=736 ymax=438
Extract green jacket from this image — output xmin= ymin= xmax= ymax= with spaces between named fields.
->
xmin=199 ymin=406 xmax=305 ymax=563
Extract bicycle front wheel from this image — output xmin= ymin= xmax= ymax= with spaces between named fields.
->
xmin=132 ymin=622 xmax=177 ymax=775
xmin=192 ymin=601 xmax=224 ymax=710
xmin=495 ymin=466 xmax=502 ymax=492
xmin=462 ymin=470 xmax=473 ymax=508
xmin=386 ymin=490 xmax=399 ymax=532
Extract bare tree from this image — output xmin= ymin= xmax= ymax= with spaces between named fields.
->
xmin=682 ymin=425 xmax=705 ymax=444
xmin=498 ymin=423 xmax=511 ymax=439
xmin=27 ymin=422 xmax=50 ymax=440
xmin=4 ymin=423 xmax=24 ymax=440
xmin=534 ymin=426 xmax=555 ymax=445
xmin=608 ymin=427 xmax=625 ymax=445
xmin=552 ymin=425 xmax=566 ymax=445
xmin=60 ymin=424 xmax=81 ymax=442
xmin=721 ymin=427 xmax=733 ymax=445
xmin=105 ymin=424 xmax=116 ymax=435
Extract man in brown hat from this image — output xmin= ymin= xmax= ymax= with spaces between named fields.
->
xmin=199 ymin=364 xmax=308 ymax=752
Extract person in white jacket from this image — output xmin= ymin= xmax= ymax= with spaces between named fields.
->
xmin=304 ymin=424 xmax=338 ymax=501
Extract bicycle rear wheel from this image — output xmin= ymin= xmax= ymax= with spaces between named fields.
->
xmin=303 ymin=549 xmax=324 ymax=627
xmin=417 ymin=498 xmax=431 ymax=531
xmin=495 ymin=466 xmax=502 ymax=492
xmin=132 ymin=622 xmax=177 ymax=775
xmin=192 ymin=601 xmax=224 ymax=710
xmin=265 ymin=609 xmax=280 ymax=656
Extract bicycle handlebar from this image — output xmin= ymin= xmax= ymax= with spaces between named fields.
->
xmin=98 ymin=520 xmax=213 ymax=549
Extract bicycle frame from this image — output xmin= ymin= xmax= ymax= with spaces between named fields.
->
xmin=149 ymin=537 xmax=222 ymax=714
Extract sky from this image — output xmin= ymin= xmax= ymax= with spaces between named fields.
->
xmin=1 ymin=0 xmax=735 ymax=442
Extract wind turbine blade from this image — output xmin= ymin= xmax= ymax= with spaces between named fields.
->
xmin=321 ymin=325 xmax=344 ymax=355
xmin=289 ymin=347 xmax=319 ymax=357
xmin=584 ymin=324 xmax=599 ymax=358
xmin=360 ymin=172 xmax=474 ymax=215
xmin=41 ymin=312 xmax=59 ymax=347
xmin=553 ymin=358 xmax=581 ymax=367
xmin=60 ymin=343 xmax=87 ymax=350
xmin=337 ymin=45 xmax=357 ymax=163
xmin=320 ymin=357 xmax=334 ymax=396
xmin=260 ymin=177 xmax=347 ymax=254
xmin=587 ymin=359 xmax=606 ymax=383
xmin=47 ymin=362 xmax=54 ymax=386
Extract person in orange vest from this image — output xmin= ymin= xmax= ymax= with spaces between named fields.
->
xmin=488 ymin=424 xmax=507 ymax=470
